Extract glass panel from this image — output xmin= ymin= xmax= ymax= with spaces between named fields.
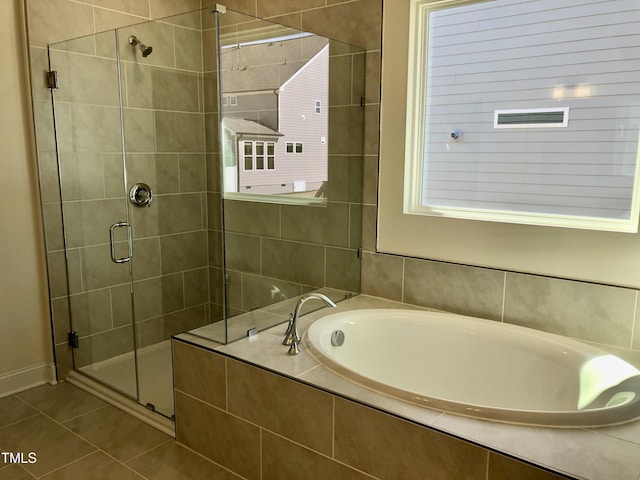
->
xmin=200 ymin=9 xmax=366 ymax=344
xmin=117 ymin=8 xmax=210 ymax=418
xmin=48 ymin=31 xmax=138 ymax=400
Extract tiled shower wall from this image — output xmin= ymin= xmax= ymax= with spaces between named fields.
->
xmin=28 ymin=1 xmax=216 ymax=377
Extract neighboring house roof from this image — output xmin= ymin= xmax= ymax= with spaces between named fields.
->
xmin=222 ymin=118 xmax=283 ymax=138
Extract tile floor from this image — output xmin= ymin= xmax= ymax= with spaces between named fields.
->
xmin=0 ymin=382 xmax=240 ymax=479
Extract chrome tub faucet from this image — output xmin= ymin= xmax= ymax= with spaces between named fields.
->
xmin=283 ymin=293 xmax=337 ymax=355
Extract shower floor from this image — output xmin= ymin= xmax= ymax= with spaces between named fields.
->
xmin=79 ymin=340 xmax=174 ymax=418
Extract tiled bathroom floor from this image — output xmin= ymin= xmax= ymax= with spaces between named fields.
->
xmin=0 ymin=382 xmax=239 ymax=479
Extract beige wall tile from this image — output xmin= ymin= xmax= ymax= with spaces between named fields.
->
xmin=184 ymin=268 xmax=209 ymax=307
xmin=225 ymin=233 xmax=261 ymax=274
xmin=172 ymin=340 xmax=226 ymax=408
xmin=70 ymin=104 xmax=122 ymax=153
xmin=504 ymin=273 xmax=636 ymax=347
xmin=138 ymin=306 xmax=207 ymax=347
xmin=175 ymin=391 xmax=260 ymax=480
xmin=227 ymin=359 xmax=333 ymax=455
xmin=301 ymin=0 xmax=382 ymax=51
xmin=27 ymin=0 xmax=94 ymax=47
xmin=180 ymin=153 xmax=206 ymax=192
xmin=240 ymin=274 xmax=302 ymax=311
xmin=334 ymin=397 xmax=487 ymax=480
xmin=123 ymin=108 xmax=155 ymax=152
xmin=281 ymin=202 xmax=350 ymax=247
xmin=68 ymin=289 xmax=113 ymax=337
xmin=262 ymin=430 xmax=372 ymax=480
xmin=61 ymin=198 xmax=123 ymax=248
xmin=175 ymin=27 xmax=203 ymax=72
xmin=404 ymin=258 xmax=505 ymax=321
xmin=73 ymin=325 xmax=135 ymax=367
xmin=80 ymin=244 xmax=130 ymax=290
xmin=257 ymin=0 xmax=324 ymax=18
xmin=58 ymin=152 xmax=105 ymax=201
xmin=160 ymin=231 xmax=208 ymax=274
xmin=125 ymin=153 xmax=180 ymax=194
xmin=261 ymin=238 xmax=325 ymax=286
xmin=223 ymin=200 xmax=280 ymax=237
xmin=326 ymin=247 xmax=361 ymax=292
xmin=86 ymin=0 xmax=150 ymax=18
xmin=360 ymin=252 xmax=403 ymax=301
xmin=488 ymin=453 xmax=567 ymax=480
xmin=155 ymin=111 xmax=205 ymax=153
xmin=329 ymin=106 xmax=364 ymax=155
xmin=150 ymin=0 xmax=201 ymax=20
xmin=132 ymin=274 xmax=184 ymax=321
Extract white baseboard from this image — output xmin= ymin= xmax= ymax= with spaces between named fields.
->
xmin=0 ymin=363 xmax=56 ymax=398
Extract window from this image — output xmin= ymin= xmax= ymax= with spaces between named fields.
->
xmin=494 ymin=108 xmax=569 ymax=129
xmin=403 ymin=0 xmax=640 ymax=233
xmin=241 ymin=141 xmax=275 ymax=170
xmin=267 ymin=143 xmax=275 ymax=169
xmin=315 ymin=100 xmax=321 ymax=114
xmin=286 ymin=142 xmax=303 ymax=154
xmin=377 ymin=0 xmax=640 ymax=287
xmin=243 ymin=142 xmax=253 ymax=170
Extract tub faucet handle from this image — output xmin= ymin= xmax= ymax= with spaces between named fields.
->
xmin=282 ymin=313 xmax=299 ymax=346
xmin=283 ymin=293 xmax=337 ymax=355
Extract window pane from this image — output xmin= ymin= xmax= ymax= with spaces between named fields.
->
xmin=267 ymin=156 xmax=275 ymax=169
xmin=415 ymin=0 xmax=640 ymax=228
xmin=256 ymin=156 xmax=264 ymax=169
xmin=295 ymin=143 xmax=303 ymax=153
xmin=244 ymin=156 xmax=253 ymax=170
xmin=244 ymin=142 xmax=252 ymax=155
xmin=286 ymin=142 xmax=294 ymax=153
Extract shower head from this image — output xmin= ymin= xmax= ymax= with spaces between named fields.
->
xmin=128 ymin=35 xmax=153 ymax=58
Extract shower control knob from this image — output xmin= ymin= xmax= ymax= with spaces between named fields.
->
xmin=129 ymin=183 xmax=153 ymax=207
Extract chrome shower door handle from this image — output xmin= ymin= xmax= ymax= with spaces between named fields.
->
xmin=109 ymin=221 xmax=132 ymax=264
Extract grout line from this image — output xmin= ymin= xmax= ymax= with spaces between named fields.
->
xmin=34 ymin=450 xmax=100 ymax=479
xmin=332 ymin=396 xmax=335 ymax=459
xmin=501 ymin=271 xmax=507 ymax=323
xmin=630 ymin=290 xmax=638 ymax=349
xmin=485 ymin=450 xmax=491 ymax=480
xmin=259 ymin=428 xmax=263 ymax=480
xmin=122 ymin=438 xmax=172 ymax=464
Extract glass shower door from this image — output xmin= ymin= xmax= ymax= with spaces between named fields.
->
xmin=48 ymin=31 xmax=138 ymax=400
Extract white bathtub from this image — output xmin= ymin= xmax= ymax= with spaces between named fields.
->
xmin=305 ymin=309 xmax=640 ymax=427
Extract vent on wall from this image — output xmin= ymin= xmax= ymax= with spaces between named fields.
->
xmin=494 ymin=107 xmax=569 ymax=128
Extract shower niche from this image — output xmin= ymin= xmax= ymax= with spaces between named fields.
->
xmin=45 ymin=6 xmax=365 ymax=420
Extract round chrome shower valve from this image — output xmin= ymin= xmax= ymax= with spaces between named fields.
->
xmin=129 ymin=183 xmax=153 ymax=207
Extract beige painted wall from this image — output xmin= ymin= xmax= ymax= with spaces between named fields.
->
xmin=0 ymin=0 xmax=54 ymax=393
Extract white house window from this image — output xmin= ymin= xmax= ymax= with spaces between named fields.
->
xmin=286 ymin=142 xmax=294 ymax=153
xmin=243 ymin=141 xmax=253 ymax=170
xmin=241 ymin=140 xmax=276 ymax=170
xmin=255 ymin=142 xmax=265 ymax=170
xmin=404 ymin=0 xmax=640 ymax=233
xmin=494 ymin=108 xmax=569 ymax=129
xmin=267 ymin=143 xmax=275 ymax=169
xmin=315 ymin=100 xmax=321 ymax=114
xmin=295 ymin=142 xmax=303 ymax=153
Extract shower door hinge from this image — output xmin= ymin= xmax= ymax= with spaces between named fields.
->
xmin=67 ymin=331 xmax=79 ymax=349
xmin=46 ymin=70 xmax=59 ymax=90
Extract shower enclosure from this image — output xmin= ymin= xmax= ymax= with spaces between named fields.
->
xmin=44 ymin=6 xmax=365 ymax=420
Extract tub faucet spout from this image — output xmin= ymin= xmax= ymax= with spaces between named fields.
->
xmin=283 ymin=293 xmax=337 ymax=355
